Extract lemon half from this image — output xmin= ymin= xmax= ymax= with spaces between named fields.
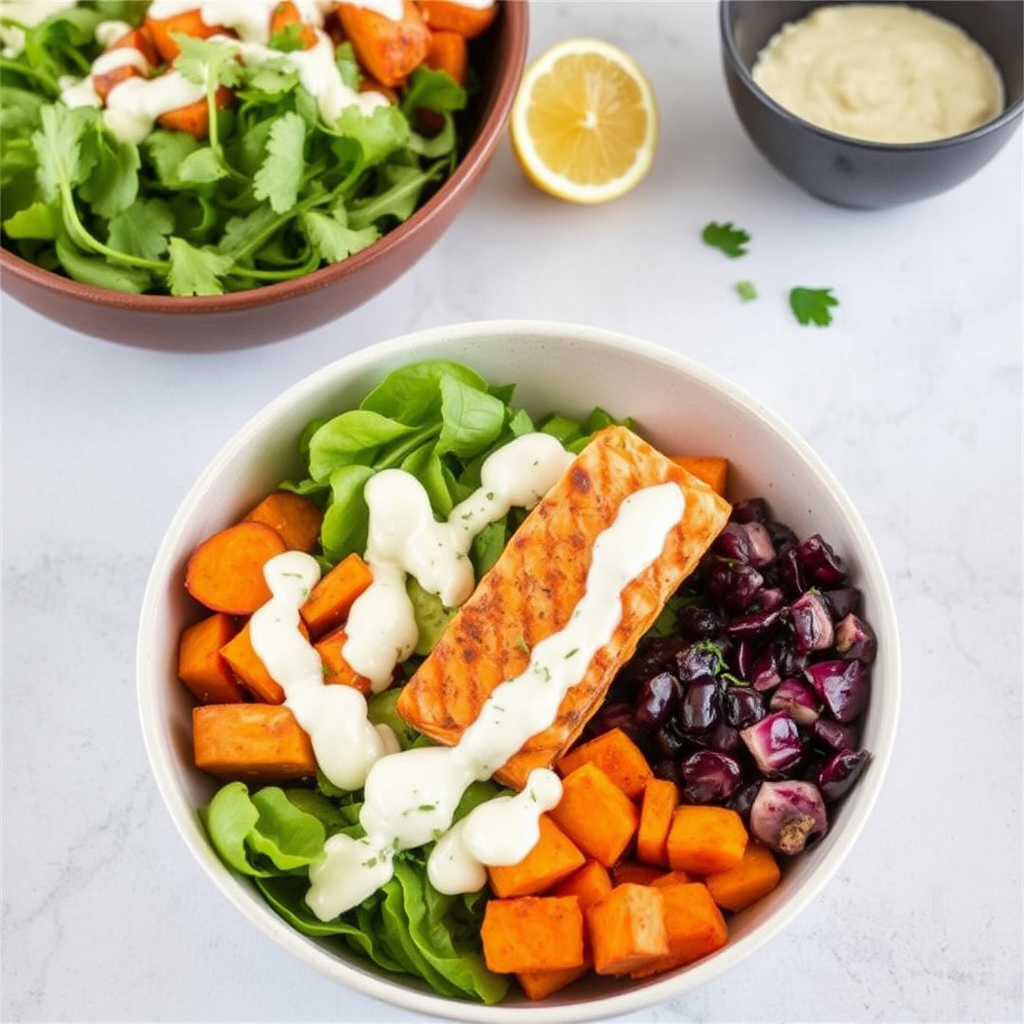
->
xmin=510 ymin=38 xmax=659 ymax=204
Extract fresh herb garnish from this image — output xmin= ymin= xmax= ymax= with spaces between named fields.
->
xmin=734 ymin=279 xmax=758 ymax=302
xmin=790 ymin=286 xmax=840 ymax=326
xmin=702 ymin=220 xmax=751 ymax=258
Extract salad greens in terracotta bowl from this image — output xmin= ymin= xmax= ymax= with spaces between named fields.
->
xmin=0 ymin=1 xmax=526 ymax=346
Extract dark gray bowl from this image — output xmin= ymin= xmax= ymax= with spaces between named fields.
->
xmin=720 ymin=0 xmax=1024 ymax=208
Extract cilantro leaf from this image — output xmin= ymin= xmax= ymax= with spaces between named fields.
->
xmin=77 ymin=128 xmax=140 ymax=218
xmin=334 ymin=104 xmax=408 ymax=166
xmin=254 ymin=112 xmax=308 ymax=214
xmin=789 ymin=286 xmax=840 ymax=327
xmin=174 ymin=35 xmax=247 ymax=89
xmin=55 ymin=230 xmax=152 ymax=293
xmin=107 ymin=198 xmax=174 ymax=261
xmin=3 ymin=201 xmax=59 ymax=241
xmin=301 ymin=210 xmax=379 ymax=264
xmin=349 ymin=162 xmax=442 ymax=229
xmin=166 ymin=237 xmax=233 ymax=296
xmin=400 ymin=65 xmax=466 ymax=120
xmin=33 ymin=103 xmax=98 ymax=198
xmin=177 ymin=146 xmax=229 ymax=185
xmin=702 ymin=221 xmax=750 ymax=258
xmin=143 ymin=130 xmax=201 ymax=186
xmin=269 ymin=23 xmax=311 ymax=54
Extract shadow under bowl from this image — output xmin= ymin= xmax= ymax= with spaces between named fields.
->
xmin=720 ymin=0 xmax=1024 ymax=208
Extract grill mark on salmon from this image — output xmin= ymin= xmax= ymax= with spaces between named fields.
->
xmin=396 ymin=425 xmax=732 ymax=790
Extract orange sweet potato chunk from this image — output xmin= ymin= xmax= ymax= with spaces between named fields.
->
xmin=670 ymin=456 xmax=729 ymax=495
xmin=548 ymin=762 xmax=640 ymax=868
xmin=631 ymin=882 xmax=729 ymax=978
xmin=515 ymin=964 xmax=588 ymax=1001
xmin=481 ymin=896 xmax=585 ymax=974
xmin=192 ymin=703 xmax=317 ymax=783
xmin=219 ymin=620 xmax=285 ymax=704
xmin=184 ymin=520 xmax=286 ymax=615
xmin=556 ymin=727 xmax=654 ymax=801
xmin=177 ymin=612 xmax=246 ymax=704
xmin=585 ymin=883 xmax=668 ymax=976
xmin=337 ymin=0 xmax=431 ymax=87
xmin=551 ymin=860 xmax=613 ymax=910
xmin=92 ymin=28 xmax=158 ymax=102
xmin=422 ymin=27 xmax=467 ymax=83
xmin=313 ymin=625 xmax=371 ymax=695
xmin=145 ymin=5 xmax=223 ymax=62
xmin=299 ymin=552 xmax=373 ymax=639
xmin=635 ymin=776 xmax=680 ymax=867
xmin=487 ymin=814 xmax=586 ymax=898
xmin=666 ymin=805 xmax=748 ymax=875
xmin=244 ymin=491 xmax=323 ymax=553
xmin=703 ymin=841 xmax=782 ymax=912
xmin=417 ymin=0 xmax=499 ymax=37
xmin=611 ymin=861 xmax=665 ymax=887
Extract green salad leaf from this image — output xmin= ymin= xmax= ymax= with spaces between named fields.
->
xmin=205 ymin=782 xmax=330 ymax=877
xmin=285 ymin=360 xmax=630 ymax=567
xmin=209 ymin=776 xmax=510 ymax=1004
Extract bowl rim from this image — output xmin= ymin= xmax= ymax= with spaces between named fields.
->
xmin=137 ymin=318 xmax=902 ymax=1022
xmin=0 ymin=1 xmax=528 ymax=314
xmin=719 ymin=0 xmax=1024 ymax=151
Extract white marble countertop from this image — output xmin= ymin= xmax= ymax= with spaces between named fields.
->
xmin=2 ymin=2 xmax=1021 ymax=1022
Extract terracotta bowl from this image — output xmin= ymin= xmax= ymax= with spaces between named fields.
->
xmin=720 ymin=0 xmax=1024 ymax=209
xmin=0 ymin=5 xmax=528 ymax=349
xmin=138 ymin=319 xmax=901 ymax=1022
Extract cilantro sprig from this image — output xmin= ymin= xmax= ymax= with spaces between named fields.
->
xmin=0 ymin=8 xmax=468 ymax=296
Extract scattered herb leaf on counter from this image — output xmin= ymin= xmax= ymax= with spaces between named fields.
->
xmin=701 ymin=220 xmax=751 ymax=258
xmin=734 ymin=280 xmax=757 ymax=302
xmin=790 ymin=286 xmax=840 ymax=326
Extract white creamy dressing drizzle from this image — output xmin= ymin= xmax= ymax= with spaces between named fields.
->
xmin=305 ymin=480 xmax=686 ymax=919
xmin=0 ymin=0 xmax=76 ymax=57
xmin=250 ymin=552 xmax=400 ymax=792
xmin=343 ymin=433 xmax=574 ymax=691
xmin=752 ymin=4 xmax=1005 ymax=144
xmin=58 ymin=0 xmax=396 ymax=144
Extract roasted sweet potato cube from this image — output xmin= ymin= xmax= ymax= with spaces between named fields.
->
xmin=177 ymin=612 xmax=246 ymax=704
xmin=585 ymin=883 xmax=668 ymax=976
xmin=193 ymin=703 xmax=317 ymax=783
xmin=481 ymin=896 xmax=585 ymax=974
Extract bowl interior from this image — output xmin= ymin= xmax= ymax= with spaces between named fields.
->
xmin=138 ymin=321 xmax=901 ymax=1022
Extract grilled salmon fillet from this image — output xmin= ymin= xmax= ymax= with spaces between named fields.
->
xmin=396 ymin=425 xmax=732 ymax=790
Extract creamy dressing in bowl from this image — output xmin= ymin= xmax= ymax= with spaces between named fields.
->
xmin=751 ymin=4 xmax=1005 ymax=144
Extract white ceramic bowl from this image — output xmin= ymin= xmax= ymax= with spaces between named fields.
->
xmin=137 ymin=320 xmax=900 ymax=1022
